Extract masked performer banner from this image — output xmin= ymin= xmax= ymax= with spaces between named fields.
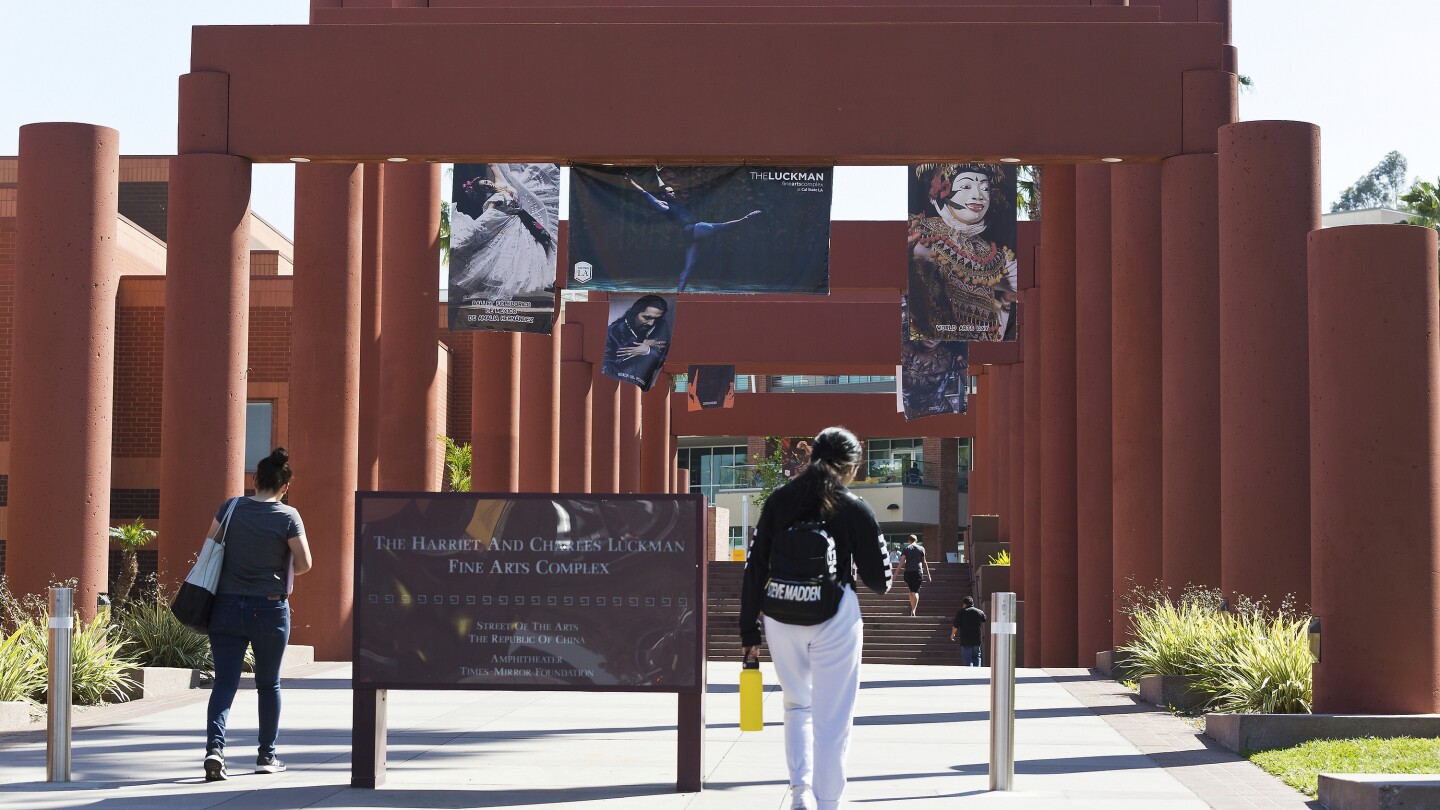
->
xmin=603 ymin=294 xmax=677 ymax=392
xmin=569 ymin=165 xmax=832 ymax=294
xmin=907 ymin=163 xmax=1019 ymax=342
xmin=901 ymin=296 xmax=969 ymax=420
xmin=448 ymin=163 xmax=561 ymax=334
xmin=686 ymin=365 xmax=735 ymax=411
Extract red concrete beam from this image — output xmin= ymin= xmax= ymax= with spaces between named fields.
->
xmin=671 ymin=392 xmax=974 ymax=439
xmin=192 ymin=22 xmax=1220 ymax=162
xmin=315 ymin=5 xmax=1159 ymax=25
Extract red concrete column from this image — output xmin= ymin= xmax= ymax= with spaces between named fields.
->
xmin=1040 ymin=165 xmax=1079 ymax=666
xmin=1074 ymin=164 xmax=1114 ymax=660
xmin=517 ymin=333 xmax=557 ymax=492
xmin=1218 ymin=121 xmax=1319 ymax=608
xmin=8 ymin=124 xmax=118 ymax=614
xmin=358 ymin=163 xmax=384 ymax=491
xmin=970 ymin=377 xmax=991 ymax=516
xmin=1006 ymin=364 xmax=1026 ymax=600
xmin=590 ymin=370 xmax=620 ymax=493
xmin=619 ymin=384 xmax=642 ymax=492
xmin=176 ymin=72 xmax=228 ymax=155
xmin=1021 ymin=287 xmax=1044 ymax=665
xmin=1161 ymin=154 xmax=1222 ymax=591
xmin=558 ymin=323 xmax=593 ymax=493
xmin=641 ymin=377 xmax=673 ymax=492
xmin=676 ymin=466 xmax=689 ymax=496
xmin=1310 ymin=225 xmax=1440 ymax=714
xmin=288 ymin=163 xmax=362 ymax=659
xmin=1181 ymin=70 xmax=1238 ymax=156
xmin=549 ymin=323 xmax=563 ymax=490
xmin=159 ymin=153 xmax=251 ymax=583
xmin=378 ymin=163 xmax=442 ymax=491
xmin=995 ymin=366 xmax=1013 ymax=545
xmin=1111 ymin=163 xmax=1163 ymax=647
xmin=471 ymin=331 xmax=520 ymax=492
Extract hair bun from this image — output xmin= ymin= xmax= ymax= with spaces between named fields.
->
xmin=267 ymin=447 xmax=289 ymax=465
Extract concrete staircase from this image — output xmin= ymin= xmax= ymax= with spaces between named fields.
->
xmin=705 ymin=561 xmax=973 ymax=665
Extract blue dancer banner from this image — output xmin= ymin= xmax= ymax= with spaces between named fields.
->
xmin=569 ymin=165 xmax=832 ymax=294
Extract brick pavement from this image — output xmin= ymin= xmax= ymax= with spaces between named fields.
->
xmin=1048 ymin=668 xmax=1322 ymax=810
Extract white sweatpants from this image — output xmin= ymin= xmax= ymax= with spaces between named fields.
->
xmin=763 ymin=587 xmax=864 ymax=810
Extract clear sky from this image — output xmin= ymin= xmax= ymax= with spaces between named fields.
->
xmin=2 ymin=1 xmax=1436 ymax=238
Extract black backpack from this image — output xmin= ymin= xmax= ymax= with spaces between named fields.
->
xmin=762 ymin=521 xmax=845 ymax=625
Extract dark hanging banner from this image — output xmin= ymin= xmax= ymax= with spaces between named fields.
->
xmin=448 ymin=163 xmax=560 ymax=334
xmin=353 ymin=492 xmax=705 ymax=690
xmin=907 ymin=163 xmax=1019 ymax=342
xmin=568 ymin=165 xmax=833 ymax=294
xmin=602 ymin=294 xmax=677 ymax=392
xmin=686 ymin=365 xmax=735 ymax=411
xmin=901 ymin=297 xmax=969 ymax=420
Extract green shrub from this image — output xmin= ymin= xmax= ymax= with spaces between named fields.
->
xmin=0 ymin=626 xmax=45 ymax=704
xmin=1119 ymin=585 xmax=1227 ymax=678
xmin=986 ymin=549 xmax=1011 ymax=566
xmin=115 ymin=597 xmax=214 ymax=670
xmin=19 ymin=614 xmax=138 ymax=706
xmin=1119 ymin=585 xmax=1313 ymax=715
xmin=1194 ymin=612 xmax=1312 ymax=714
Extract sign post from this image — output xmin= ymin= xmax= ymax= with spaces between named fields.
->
xmin=989 ymin=591 xmax=1017 ymax=791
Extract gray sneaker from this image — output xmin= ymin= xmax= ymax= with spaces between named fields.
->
xmin=203 ymin=752 xmax=227 ymax=782
xmin=255 ymin=754 xmax=286 ymax=774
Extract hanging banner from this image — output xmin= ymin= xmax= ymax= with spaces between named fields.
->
xmin=568 ymin=165 xmax=832 ymax=294
xmin=686 ymin=365 xmax=736 ymax=411
xmin=602 ymin=294 xmax=677 ymax=392
xmin=901 ymin=296 xmax=969 ymax=420
xmin=907 ymin=163 xmax=1019 ymax=341
xmin=448 ymin=163 xmax=560 ymax=334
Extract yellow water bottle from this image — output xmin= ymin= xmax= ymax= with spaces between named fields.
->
xmin=739 ymin=659 xmax=764 ymax=731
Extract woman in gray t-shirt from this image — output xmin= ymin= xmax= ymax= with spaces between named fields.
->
xmin=202 ymin=447 xmax=313 ymax=783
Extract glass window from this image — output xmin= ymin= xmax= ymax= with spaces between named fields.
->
xmin=244 ymin=402 xmax=274 ymax=473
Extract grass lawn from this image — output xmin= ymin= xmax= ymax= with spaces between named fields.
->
xmin=1247 ymin=737 xmax=1440 ymax=796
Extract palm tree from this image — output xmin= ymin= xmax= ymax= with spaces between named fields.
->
xmin=108 ymin=517 xmax=156 ymax=607
xmin=439 ymin=435 xmax=472 ymax=492
xmin=1401 ymin=179 xmax=1440 ymax=231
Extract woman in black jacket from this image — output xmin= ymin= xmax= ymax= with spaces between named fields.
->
xmin=740 ymin=427 xmax=893 ymax=810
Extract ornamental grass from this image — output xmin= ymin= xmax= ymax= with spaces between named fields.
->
xmin=1119 ymin=585 xmax=1313 ymax=715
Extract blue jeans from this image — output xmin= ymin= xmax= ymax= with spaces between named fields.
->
xmin=961 ymin=645 xmax=983 ymax=667
xmin=207 ymin=594 xmax=290 ymax=757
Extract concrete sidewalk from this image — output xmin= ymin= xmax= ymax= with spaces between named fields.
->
xmin=0 ymin=663 xmax=1313 ymax=809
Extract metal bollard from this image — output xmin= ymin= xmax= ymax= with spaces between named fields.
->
xmin=47 ymin=587 xmax=74 ymax=782
xmin=988 ymin=591 xmax=1017 ymax=791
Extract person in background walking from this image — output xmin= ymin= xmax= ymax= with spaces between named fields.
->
xmin=899 ymin=534 xmax=931 ymax=616
xmin=202 ymin=448 xmax=313 ymax=782
xmin=950 ymin=595 xmax=987 ymax=667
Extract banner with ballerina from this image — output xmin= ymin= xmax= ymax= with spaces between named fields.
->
xmin=568 ymin=165 xmax=832 ymax=295
xmin=448 ymin=163 xmax=561 ymax=334
xmin=907 ymin=163 xmax=1019 ymax=342
xmin=602 ymin=294 xmax=677 ymax=392
xmin=900 ymin=296 xmax=969 ymax=420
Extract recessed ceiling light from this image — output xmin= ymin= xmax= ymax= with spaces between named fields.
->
xmin=999 ymin=158 xmax=1021 ymax=164
xmin=289 ymin=157 xmax=310 ymax=163
xmin=386 ymin=157 xmax=408 ymax=163
xmin=1101 ymin=157 xmax=1124 ymax=163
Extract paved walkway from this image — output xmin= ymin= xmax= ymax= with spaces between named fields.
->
xmin=0 ymin=663 xmax=1317 ymax=809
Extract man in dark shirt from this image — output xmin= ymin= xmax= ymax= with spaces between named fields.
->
xmin=898 ymin=535 xmax=931 ymax=616
xmin=950 ymin=596 xmax=987 ymax=667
